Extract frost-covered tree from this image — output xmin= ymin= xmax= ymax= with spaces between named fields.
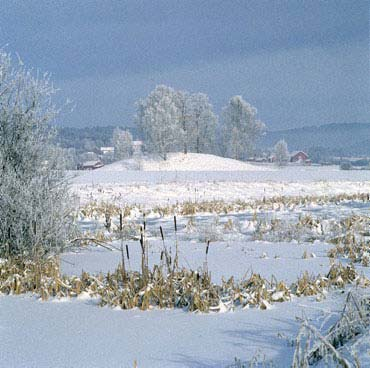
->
xmin=113 ymin=128 xmax=133 ymax=160
xmin=174 ymin=90 xmax=192 ymax=154
xmin=135 ymin=85 xmax=180 ymax=160
xmin=273 ymin=139 xmax=289 ymax=166
xmin=57 ymin=147 xmax=78 ymax=170
xmin=174 ymin=91 xmax=217 ymax=154
xmin=136 ymin=86 xmax=218 ymax=158
xmin=188 ymin=93 xmax=217 ymax=154
xmin=221 ymin=96 xmax=265 ymax=160
xmin=0 ymin=50 xmax=75 ymax=257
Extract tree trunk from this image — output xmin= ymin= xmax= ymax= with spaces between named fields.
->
xmin=182 ymin=117 xmax=187 ymax=154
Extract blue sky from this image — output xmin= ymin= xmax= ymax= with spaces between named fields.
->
xmin=1 ymin=0 xmax=369 ymax=130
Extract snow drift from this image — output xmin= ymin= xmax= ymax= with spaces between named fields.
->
xmin=99 ymin=152 xmax=267 ymax=172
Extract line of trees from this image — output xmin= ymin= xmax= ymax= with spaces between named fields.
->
xmin=135 ymin=85 xmax=266 ymax=160
xmin=135 ymin=85 xmax=217 ymax=160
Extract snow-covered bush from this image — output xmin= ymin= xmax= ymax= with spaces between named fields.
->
xmin=0 ymin=50 xmax=75 ymax=257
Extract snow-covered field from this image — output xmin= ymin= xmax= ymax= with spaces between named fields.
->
xmin=100 ymin=152 xmax=269 ymax=172
xmin=1 ymin=290 xmax=360 ymax=368
xmin=72 ymin=156 xmax=370 ymax=206
xmin=2 ymin=155 xmax=370 ymax=367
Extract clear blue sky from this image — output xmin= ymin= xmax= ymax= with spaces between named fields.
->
xmin=1 ymin=0 xmax=369 ymax=129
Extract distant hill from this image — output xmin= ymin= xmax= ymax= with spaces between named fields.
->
xmin=260 ymin=123 xmax=370 ymax=159
xmin=98 ymin=152 xmax=268 ymax=172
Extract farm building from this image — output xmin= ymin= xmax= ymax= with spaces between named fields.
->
xmin=78 ymin=160 xmax=104 ymax=170
xmin=290 ymin=151 xmax=310 ymax=164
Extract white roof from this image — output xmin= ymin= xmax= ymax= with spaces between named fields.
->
xmin=290 ymin=151 xmax=308 ymax=156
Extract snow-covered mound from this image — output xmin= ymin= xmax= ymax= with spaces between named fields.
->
xmin=100 ymin=152 xmax=267 ymax=172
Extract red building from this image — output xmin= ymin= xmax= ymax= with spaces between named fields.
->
xmin=290 ymin=151 xmax=310 ymax=163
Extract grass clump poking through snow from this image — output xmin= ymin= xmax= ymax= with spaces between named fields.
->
xmin=79 ymin=192 xmax=370 ymax=220
xmin=0 ymin=255 xmax=368 ymax=313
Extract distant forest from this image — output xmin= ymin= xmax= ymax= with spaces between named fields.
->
xmin=56 ymin=125 xmax=139 ymax=153
xmin=260 ymin=123 xmax=370 ymax=160
xmin=56 ymin=122 xmax=370 ymax=163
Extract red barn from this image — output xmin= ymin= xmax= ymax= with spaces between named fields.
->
xmin=290 ymin=151 xmax=309 ymax=163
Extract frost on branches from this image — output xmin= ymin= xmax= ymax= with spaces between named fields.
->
xmin=221 ymin=96 xmax=265 ymax=160
xmin=113 ymin=128 xmax=133 ymax=160
xmin=187 ymin=92 xmax=217 ymax=154
xmin=0 ymin=50 xmax=75 ymax=257
xmin=274 ymin=139 xmax=289 ymax=166
xmin=136 ymin=85 xmax=180 ymax=160
xmin=135 ymin=85 xmax=217 ymax=159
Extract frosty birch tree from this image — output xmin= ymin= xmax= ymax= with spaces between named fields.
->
xmin=175 ymin=90 xmax=192 ymax=154
xmin=113 ymin=128 xmax=133 ymax=160
xmin=174 ymin=91 xmax=217 ymax=154
xmin=273 ymin=139 xmax=289 ymax=166
xmin=136 ymin=86 xmax=218 ymax=158
xmin=188 ymin=93 xmax=217 ymax=154
xmin=135 ymin=85 xmax=180 ymax=160
xmin=0 ymin=50 xmax=75 ymax=257
xmin=221 ymin=96 xmax=265 ymax=160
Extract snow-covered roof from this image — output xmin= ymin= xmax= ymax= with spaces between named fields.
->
xmin=290 ymin=151 xmax=308 ymax=157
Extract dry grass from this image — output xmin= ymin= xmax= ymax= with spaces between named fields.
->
xmin=80 ymin=193 xmax=370 ymax=219
xmin=2 ymin=192 xmax=369 ymax=312
xmin=0 ymin=256 xmax=366 ymax=313
xmin=293 ymin=291 xmax=370 ymax=367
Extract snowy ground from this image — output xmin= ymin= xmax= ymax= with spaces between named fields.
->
xmin=73 ymin=176 xmax=370 ymax=208
xmin=2 ymin=157 xmax=370 ymax=367
xmin=0 ymin=290 xmax=355 ymax=368
xmin=100 ymin=152 xmax=269 ymax=172
xmin=61 ymin=240 xmax=333 ymax=285
xmin=70 ymin=154 xmax=370 ymax=206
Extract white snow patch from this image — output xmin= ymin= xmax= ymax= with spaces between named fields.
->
xmin=99 ymin=152 xmax=267 ymax=172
